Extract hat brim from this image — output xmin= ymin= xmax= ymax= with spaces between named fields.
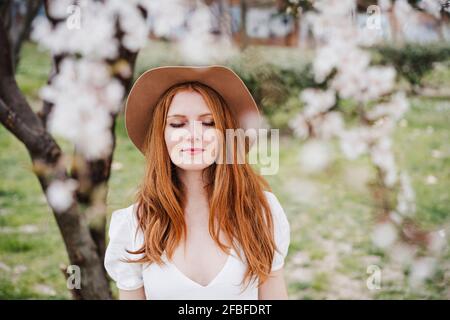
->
xmin=124 ymin=65 xmax=261 ymax=155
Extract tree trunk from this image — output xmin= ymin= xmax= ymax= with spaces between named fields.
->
xmin=0 ymin=16 xmax=114 ymax=299
xmin=0 ymin=0 xmax=43 ymax=71
xmin=239 ymin=0 xmax=248 ymax=49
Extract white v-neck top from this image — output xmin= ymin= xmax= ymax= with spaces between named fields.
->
xmin=104 ymin=191 xmax=290 ymax=300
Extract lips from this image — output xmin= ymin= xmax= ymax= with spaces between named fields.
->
xmin=182 ymin=147 xmax=205 ymax=154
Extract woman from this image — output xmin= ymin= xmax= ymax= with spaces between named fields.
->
xmin=104 ymin=65 xmax=290 ymax=300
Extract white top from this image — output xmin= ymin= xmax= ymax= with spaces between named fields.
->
xmin=104 ymin=191 xmax=290 ymax=300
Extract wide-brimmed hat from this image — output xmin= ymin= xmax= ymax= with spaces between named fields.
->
xmin=124 ymin=65 xmax=261 ymax=155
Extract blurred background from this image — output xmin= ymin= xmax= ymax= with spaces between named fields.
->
xmin=0 ymin=0 xmax=449 ymax=299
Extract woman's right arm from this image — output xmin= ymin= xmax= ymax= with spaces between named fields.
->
xmin=105 ymin=207 xmax=146 ymax=300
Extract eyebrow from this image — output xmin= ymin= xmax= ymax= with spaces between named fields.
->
xmin=167 ymin=113 xmax=213 ymax=119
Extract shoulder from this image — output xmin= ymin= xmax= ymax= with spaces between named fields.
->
xmin=263 ymin=191 xmax=291 ymax=271
xmin=263 ymin=191 xmax=289 ymax=225
xmin=263 ymin=190 xmax=281 ymax=207
xmin=108 ymin=203 xmax=140 ymax=240
xmin=104 ymin=203 xmax=144 ymax=290
xmin=110 ymin=202 xmax=137 ymax=218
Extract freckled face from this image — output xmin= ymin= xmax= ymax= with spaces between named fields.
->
xmin=164 ymin=90 xmax=220 ymax=171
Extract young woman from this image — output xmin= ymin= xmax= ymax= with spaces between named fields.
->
xmin=104 ymin=65 xmax=290 ymax=300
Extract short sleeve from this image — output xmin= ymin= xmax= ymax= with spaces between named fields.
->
xmin=265 ymin=191 xmax=291 ymax=272
xmin=104 ymin=206 xmax=144 ymax=290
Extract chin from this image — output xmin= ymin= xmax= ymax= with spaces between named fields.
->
xmin=175 ymin=163 xmax=211 ymax=171
xmin=171 ymin=158 xmax=215 ymax=171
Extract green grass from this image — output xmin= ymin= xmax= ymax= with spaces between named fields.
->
xmin=0 ymin=41 xmax=449 ymax=299
xmin=15 ymin=42 xmax=52 ymax=100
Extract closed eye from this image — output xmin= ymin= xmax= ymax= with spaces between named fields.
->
xmin=169 ymin=121 xmax=215 ymax=128
xmin=202 ymin=121 xmax=215 ymax=127
xmin=169 ymin=123 xmax=185 ymax=128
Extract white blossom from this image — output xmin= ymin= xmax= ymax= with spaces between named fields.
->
xmin=362 ymin=66 xmax=396 ymax=101
xmin=370 ymin=137 xmax=398 ymax=187
xmin=389 ymin=242 xmax=417 ymax=266
xmin=312 ymin=43 xmax=344 ymax=82
xmin=427 ymin=229 xmax=447 ymax=254
xmin=32 ymin=0 xmax=149 ymax=58
xmin=312 ymin=111 xmax=344 ymax=139
xmin=47 ymin=179 xmax=78 ymax=212
xmin=177 ymin=3 xmax=237 ymax=64
xmin=431 ymin=149 xmax=443 ymax=159
xmin=394 ymin=0 xmax=417 ymax=34
xmin=397 ymin=171 xmax=416 ymax=215
xmin=301 ymin=89 xmax=336 ymax=118
xmin=418 ymin=0 xmax=443 ymax=19
xmin=331 ymin=54 xmax=396 ymax=102
xmin=147 ymin=0 xmax=187 ymax=38
xmin=112 ymin=161 xmax=124 ymax=171
xmin=288 ymin=113 xmax=309 ymax=139
xmin=366 ymin=92 xmax=409 ymax=121
xmin=46 ymin=0 xmax=75 ymax=19
xmin=372 ymin=221 xmax=398 ymax=248
xmin=409 ymin=257 xmax=437 ymax=288
xmin=117 ymin=3 xmax=150 ymax=51
xmin=378 ymin=0 xmax=392 ymax=12
xmin=32 ymin=8 xmax=119 ymax=58
xmin=389 ymin=211 xmax=404 ymax=224
xmin=298 ymin=140 xmax=332 ymax=173
xmin=41 ymin=58 xmax=122 ymax=160
xmin=425 ymin=175 xmax=438 ymax=185
xmin=330 ymin=49 xmax=371 ymax=100
xmin=339 ymin=128 xmax=370 ymax=160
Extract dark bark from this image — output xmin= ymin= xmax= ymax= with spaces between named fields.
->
xmin=0 ymin=0 xmax=43 ymax=70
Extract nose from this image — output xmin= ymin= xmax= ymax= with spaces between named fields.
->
xmin=186 ymin=120 xmax=203 ymax=143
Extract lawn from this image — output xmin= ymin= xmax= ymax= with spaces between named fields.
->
xmin=0 ymin=41 xmax=449 ymax=299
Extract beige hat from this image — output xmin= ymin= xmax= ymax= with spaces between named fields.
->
xmin=124 ymin=65 xmax=261 ymax=155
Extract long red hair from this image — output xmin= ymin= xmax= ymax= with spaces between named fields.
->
xmin=127 ymin=81 xmax=277 ymax=292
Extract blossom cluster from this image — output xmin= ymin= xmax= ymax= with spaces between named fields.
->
xmin=288 ymin=0 xmax=447 ymax=289
xmin=32 ymin=0 xmax=150 ymax=160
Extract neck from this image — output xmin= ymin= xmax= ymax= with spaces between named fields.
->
xmin=177 ymin=168 xmax=208 ymax=204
